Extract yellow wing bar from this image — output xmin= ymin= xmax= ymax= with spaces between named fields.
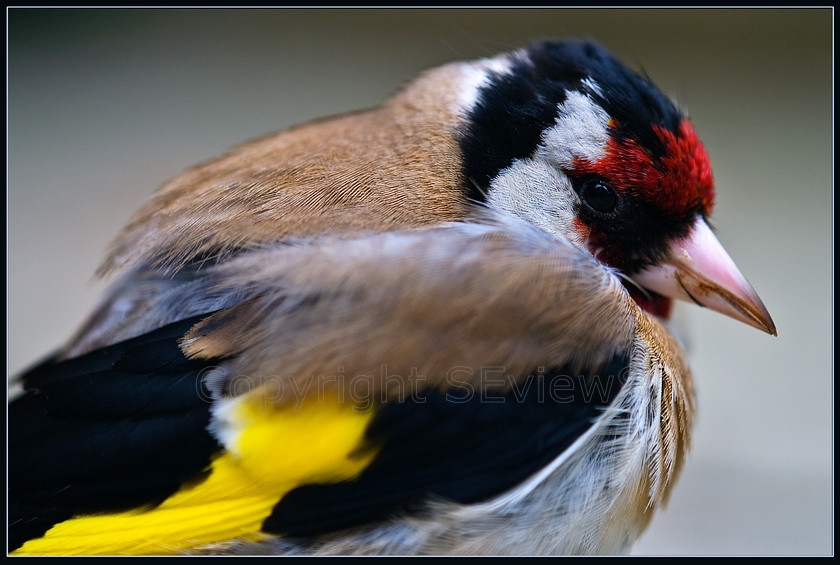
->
xmin=13 ymin=387 xmax=377 ymax=556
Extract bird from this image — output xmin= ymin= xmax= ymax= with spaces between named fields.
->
xmin=8 ymin=39 xmax=776 ymax=556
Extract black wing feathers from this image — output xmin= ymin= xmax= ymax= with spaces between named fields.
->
xmin=265 ymin=354 xmax=630 ymax=537
xmin=8 ymin=315 xmax=223 ymax=551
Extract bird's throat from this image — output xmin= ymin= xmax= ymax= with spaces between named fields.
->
xmin=625 ymin=283 xmax=673 ymax=320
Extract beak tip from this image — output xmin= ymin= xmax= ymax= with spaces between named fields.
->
xmin=715 ymin=284 xmax=777 ymax=337
xmin=741 ymin=287 xmax=777 ymax=336
xmin=758 ymin=313 xmax=778 ymax=337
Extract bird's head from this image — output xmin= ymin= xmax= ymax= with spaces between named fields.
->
xmin=459 ymin=40 xmax=775 ymax=335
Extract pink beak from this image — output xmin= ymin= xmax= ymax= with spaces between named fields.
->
xmin=632 ymin=219 xmax=777 ymax=335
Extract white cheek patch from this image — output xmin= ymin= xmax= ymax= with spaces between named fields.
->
xmin=486 ymin=157 xmax=580 ymax=242
xmin=484 ymin=88 xmax=610 ymax=249
xmin=538 ymin=90 xmax=611 ymax=168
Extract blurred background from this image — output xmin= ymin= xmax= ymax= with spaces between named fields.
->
xmin=7 ymin=8 xmax=832 ymax=556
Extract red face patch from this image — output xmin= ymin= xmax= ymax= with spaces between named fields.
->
xmin=573 ymin=118 xmax=715 ymax=217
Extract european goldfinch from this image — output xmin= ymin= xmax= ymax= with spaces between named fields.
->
xmin=9 ymin=40 xmax=775 ymax=556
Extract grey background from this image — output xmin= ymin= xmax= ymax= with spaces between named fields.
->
xmin=7 ymin=8 xmax=833 ymax=556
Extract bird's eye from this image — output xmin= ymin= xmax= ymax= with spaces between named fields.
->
xmin=581 ymin=180 xmax=617 ymax=213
